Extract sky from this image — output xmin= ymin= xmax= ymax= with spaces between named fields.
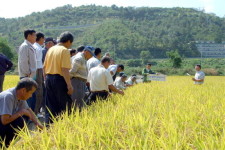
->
xmin=0 ymin=0 xmax=224 ymax=18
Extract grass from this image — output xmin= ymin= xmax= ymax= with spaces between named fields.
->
xmin=3 ymin=76 xmax=225 ymax=149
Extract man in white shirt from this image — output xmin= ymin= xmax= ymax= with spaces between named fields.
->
xmin=87 ymin=48 xmax=102 ymax=71
xmin=192 ymin=64 xmax=205 ymax=85
xmin=107 ymin=64 xmax=124 ymax=81
xmin=126 ymin=74 xmax=137 ymax=86
xmin=114 ymin=74 xmax=128 ymax=90
xmin=33 ymin=32 xmax=45 ymax=114
xmin=87 ymin=57 xmax=124 ymax=104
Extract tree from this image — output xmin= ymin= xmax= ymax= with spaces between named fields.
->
xmin=140 ymin=50 xmax=151 ymax=65
xmin=0 ymin=38 xmax=13 ymax=59
xmin=166 ymin=50 xmax=182 ymax=68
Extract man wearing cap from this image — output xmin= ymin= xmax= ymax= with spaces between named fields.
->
xmin=87 ymin=57 xmax=124 ymax=104
xmin=42 ymin=37 xmax=56 ymax=64
xmin=70 ymin=46 xmax=95 ymax=111
xmin=126 ymin=74 xmax=138 ymax=86
xmin=87 ymin=48 xmax=102 ymax=71
xmin=142 ymin=63 xmax=155 ymax=82
xmin=113 ymin=74 xmax=128 ymax=90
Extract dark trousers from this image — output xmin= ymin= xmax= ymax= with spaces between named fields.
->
xmin=0 ymin=75 xmax=5 ymax=93
xmin=45 ymin=74 xmax=72 ymax=124
xmin=90 ymin=92 xmax=109 ymax=104
xmin=34 ymin=69 xmax=43 ymax=114
xmin=0 ymin=117 xmax=25 ymax=148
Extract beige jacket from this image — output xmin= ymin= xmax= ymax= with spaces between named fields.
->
xmin=18 ymin=40 xmax=37 ymax=78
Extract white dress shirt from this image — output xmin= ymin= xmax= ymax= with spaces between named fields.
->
xmin=33 ymin=42 xmax=43 ymax=69
xmin=194 ymin=71 xmax=205 ymax=85
xmin=87 ymin=65 xmax=113 ymax=92
xmin=87 ymin=57 xmax=100 ymax=71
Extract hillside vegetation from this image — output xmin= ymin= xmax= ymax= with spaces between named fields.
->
xmin=0 ymin=5 xmax=225 ymax=59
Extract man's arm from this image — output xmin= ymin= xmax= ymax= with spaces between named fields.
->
xmin=19 ymin=46 xmax=31 ymax=77
xmin=62 ymin=68 xmax=73 ymax=95
xmin=1 ymin=109 xmax=32 ymax=125
xmin=27 ymin=108 xmax=43 ymax=129
xmin=108 ymin=85 xmax=124 ymax=95
xmin=6 ymin=58 xmax=13 ymax=71
xmin=192 ymin=78 xmax=204 ymax=82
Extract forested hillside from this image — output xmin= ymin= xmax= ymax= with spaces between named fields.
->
xmin=0 ymin=5 xmax=225 ymax=59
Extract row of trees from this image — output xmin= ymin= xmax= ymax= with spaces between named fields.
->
xmin=0 ymin=5 xmax=225 ymax=59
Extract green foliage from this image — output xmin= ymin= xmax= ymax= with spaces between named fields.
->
xmin=0 ymin=37 xmax=14 ymax=59
xmin=140 ymin=50 xmax=151 ymax=64
xmin=166 ymin=50 xmax=182 ymax=68
xmin=0 ymin=5 xmax=225 ymax=59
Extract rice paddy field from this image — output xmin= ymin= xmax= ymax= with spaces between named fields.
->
xmin=3 ymin=75 xmax=225 ymax=149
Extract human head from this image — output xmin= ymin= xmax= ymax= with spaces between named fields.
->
xmin=59 ymin=31 xmax=74 ymax=48
xmin=131 ymin=75 xmax=137 ymax=82
xmin=119 ymin=72 xmax=125 ymax=77
xmin=77 ymin=45 xmax=85 ymax=52
xmin=146 ymin=63 xmax=152 ymax=70
xmin=195 ymin=64 xmax=201 ymax=71
xmin=121 ymin=74 xmax=127 ymax=82
xmin=15 ymin=78 xmax=38 ymax=100
xmin=36 ymin=32 xmax=45 ymax=45
xmin=104 ymin=52 xmax=110 ymax=57
xmin=24 ymin=29 xmax=36 ymax=44
xmin=70 ymin=49 xmax=77 ymax=57
xmin=117 ymin=64 xmax=124 ymax=73
xmin=95 ymin=48 xmax=102 ymax=59
xmin=101 ymin=57 xmax=111 ymax=69
xmin=45 ymin=37 xmax=55 ymax=49
xmin=83 ymin=46 xmax=95 ymax=60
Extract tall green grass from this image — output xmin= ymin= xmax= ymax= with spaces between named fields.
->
xmin=5 ymin=76 xmax=225 ymax=149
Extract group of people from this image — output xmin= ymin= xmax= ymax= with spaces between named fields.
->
xmin=0 ymin=30 xmax=205 ymax=147
xmin=0 ymin=30 xmax=137 ymax=147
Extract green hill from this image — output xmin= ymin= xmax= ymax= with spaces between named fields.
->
xmin=0 ymin=5 xmax=225 ymax=58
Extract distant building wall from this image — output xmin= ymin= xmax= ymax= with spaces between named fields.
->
xmin=196 ymin=41 xmax=225 ymax=58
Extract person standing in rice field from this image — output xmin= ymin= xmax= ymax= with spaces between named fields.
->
xmin=142 ymin=63 xmax=155 ymax=83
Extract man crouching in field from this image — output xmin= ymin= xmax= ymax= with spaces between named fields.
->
xmin=0 ymin=78 xmax=43 ymax=148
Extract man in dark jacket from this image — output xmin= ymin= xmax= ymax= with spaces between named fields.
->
xmin=0 ymin=54 xmax=13 ymax=92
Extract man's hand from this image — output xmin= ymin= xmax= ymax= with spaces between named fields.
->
xmin=36 ymin=122 xmax=44 ymax=130
xmin=192 ymin=78 xmax=196 ymax=81
xmin=118 ymin=90 xmax=124 ymax=95
xmin=67 ymin=85 xmax=73 ymax=95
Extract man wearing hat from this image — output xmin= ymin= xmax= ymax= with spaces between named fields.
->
xmin=113 ymin=73 xmax=128 ymax=90
xmin=42 ymin=37 xmax=56 ymax=64
xmin=142 ymin=63 xmax=155 ymax=82
xmin=70 ymin=46 xmax=95 ymax=111
xmin=126 ymin=74 xmax=138 ymax=86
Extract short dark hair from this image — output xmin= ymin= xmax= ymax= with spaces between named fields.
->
xmin=59 ymin=31 xmax=74 ymax=43
xmin=196 ymin=64 xmax=201 ymax=69
xmin=94 ymin=48 xmax=102 ymax=56
xmin=147 ymin=63 xmax=152 ymax=66
xmin=16 ymin=78 xmax=38 ymax=92
xmin=118 ymin=64 xmax=124 ymax=71
xmin=77 ymin=45 xmax=85 ymax=52
xmin=70 ymin=49 xmax=77 ymax=55
xmin=36 ymin=32 xmax=45 ymax=42
xmin=101 ymin=57 xmax=111 ymax=64
xmin=24 ymin=29 xmax=36 ymax=39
